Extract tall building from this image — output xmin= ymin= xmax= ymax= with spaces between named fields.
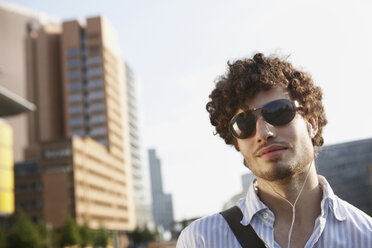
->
xmin=222 ymin=172 xmax=255 ymax=210
xmin=60 ymin=17 xmax=131 ymax=155
xmin=0 ymin=1 xmax=59 ymax=162
xmin=13 ymin=15 xmax=136 ymax=240
xmin=316 ymin=138 xmax=372 ymax=214
xmin=148 ymin=149 xmax=174 ymax=232
xmin=126 ymin=64 xmax=153 ymax=227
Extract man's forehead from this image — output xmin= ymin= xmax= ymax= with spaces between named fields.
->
xmin=244 ymin=87 xmax=291 ymax=109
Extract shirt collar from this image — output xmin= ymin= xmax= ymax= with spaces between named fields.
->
xmin=237 ymin=175 xmax=347 ymax=225
xmin=237 ymin=178 xmax=269 ymax=226
xmin=318 ymin=175 xmax=347 ymax=221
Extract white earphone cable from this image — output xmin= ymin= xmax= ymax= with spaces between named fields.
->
xmin=263 ymin=163 xmax=312 ymax=248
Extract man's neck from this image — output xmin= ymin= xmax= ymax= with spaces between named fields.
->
xmin=255 ymin=162 xmax=323 ymax=248
xmin=256 ymin=162 xmax=322 ymax=218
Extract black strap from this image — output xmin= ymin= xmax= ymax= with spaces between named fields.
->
xmin=220 ymin=206 xmax=266 ymax=248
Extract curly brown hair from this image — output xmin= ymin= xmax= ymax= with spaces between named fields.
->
xmin=206 ymin=53 xmax=327 ymax=151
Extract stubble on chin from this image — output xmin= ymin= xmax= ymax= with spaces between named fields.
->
xmin=244 ymin=152 xmax=300 ymax=182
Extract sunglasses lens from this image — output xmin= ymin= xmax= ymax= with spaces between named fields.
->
xmin=229 ymin=112 xmax=256 ymax=139
xmin=229 ymin=99 xmax=297 ymax=139
xmin=262 ymin=99 xmax=296 ymax=126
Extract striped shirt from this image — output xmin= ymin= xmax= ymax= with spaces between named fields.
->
xmin=177 ymin=176 xmax=372 ymax=248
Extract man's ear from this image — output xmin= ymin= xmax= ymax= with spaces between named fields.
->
xmin=307 ymin=116 xmax=318 ymax=138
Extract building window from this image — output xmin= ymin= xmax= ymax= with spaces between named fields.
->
xmin=67 ymin=59 xmax=80 ymax=68
xmin=68 ymin=70 xmax=81 ymax=79
xmin=88 ymin=79 xmax=103 ymax=89
xmin=96 ymin=139 xmax=107 ymax=146
xmin=69 ymin=82 xmax=82 ymax=91
xmin=90 ymin=115 xmax=106 ymax=124
xmin=17 ymin=200 xmax=43 ymax=210
xmin=70 ymin=118 xmax=83 ymax=127
xmin=14 ymin=160 xmax=38 ymax=176
xmin=87 ymin=33 xmax=100 ymax=39
xmin=87 ymin=56 xmax=102 ymax=65
xmin=87 ymin=68 xmax=102 ymax=77
xmin=82 ymin=49 xmax=87 ymax=58
xmin=67 ymin=48 xmax=80 ymax=56
xmin=43 ymin=149 xmax=72 ymax=159
xmin=88 ymin=103 xmax=105 ymax=113
xmin=88 ymin=91 xmax=104 ymax=101
xmin=90 ymin=127 xmax=107 ymax=136
xmin=70 ymin=130 xmax=84 ymax=136
xmin=68 ymin=94 xmax=82 ymax=103
xmin=14 ymin=182 xmax=42 ymax=193
xmin=43 ymin=164 xmax=72 ymax=173
xmin=69 ymin=106 xmax=83 ymax=114
xmin=81 ymin=36 xmax=86 ymax=46
xmin=88 ymin=45 xmax=100 ymax=54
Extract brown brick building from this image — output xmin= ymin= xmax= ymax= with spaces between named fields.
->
xmin=14 ymin=16 xmax=136 ymax=237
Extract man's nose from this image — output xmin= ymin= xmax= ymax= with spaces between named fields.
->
xmin=255 ymin=116 xmax=276 ymax=143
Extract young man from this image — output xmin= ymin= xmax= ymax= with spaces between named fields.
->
xmin=176 ymin=53 xmax=372 ymax=248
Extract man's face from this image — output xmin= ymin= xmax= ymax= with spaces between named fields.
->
xmin=235 ymin=87 xmax=315 ymax=182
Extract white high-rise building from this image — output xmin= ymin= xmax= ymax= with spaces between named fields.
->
xmin=125 ymin=63 xmax=153 ymax=227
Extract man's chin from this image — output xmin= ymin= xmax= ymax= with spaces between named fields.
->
xmin=258 ymin=164 xmax=295 ymax=182
xmin=244 ymin=158 xmax=293 ymax=180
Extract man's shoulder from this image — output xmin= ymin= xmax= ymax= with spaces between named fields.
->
xmin=320 ymin=175 xmax=372 ymax=230
xmin=182 ymin=212 xmax=229 ymax=235
xmin=336 ymin=196 xmax=372 ymax=226
xmin=176 ymin=211 xmax=233 ymax=247
xmin=330 ymin=194 xmax=372 ymax=243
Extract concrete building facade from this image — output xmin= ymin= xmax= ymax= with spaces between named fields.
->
xmin=0 ymin=1 xmax=59 ymax=162
xmin=316 ymin=138 xmax=372 ymax=214
xmin=16 ymin=136 xmax=134 ymax=230
xmin=0 ymin=85 xmax=35 ymax=217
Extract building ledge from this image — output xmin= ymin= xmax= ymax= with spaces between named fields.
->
xmin=0 ymin=85 xmax=36 ymax=117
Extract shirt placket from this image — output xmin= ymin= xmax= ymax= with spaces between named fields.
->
xmin=257 ymin=210 xmax=276 ymax=248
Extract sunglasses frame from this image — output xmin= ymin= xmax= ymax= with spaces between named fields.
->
xmin=229 ymin=99 xmax=299 ymax=139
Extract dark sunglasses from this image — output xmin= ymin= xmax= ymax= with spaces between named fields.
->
xmin=229 ymin=99 xmax=299 ymax=139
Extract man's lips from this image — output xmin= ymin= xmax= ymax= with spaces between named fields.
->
xmin=256 ymin=144 xmax=288 ymax=158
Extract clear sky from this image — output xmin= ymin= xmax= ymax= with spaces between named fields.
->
xmin=4 ymin=0 xmax=372 ymax=221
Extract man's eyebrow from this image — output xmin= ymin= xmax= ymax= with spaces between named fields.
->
xmin=244 ymin=102 xmax=259 ymax=111
xmin=237 ymin=105 xmax=250 ymax=113
xmin=243 ymin=106 xmax=251 ymax=112
xmin=240 ymin=102 xmax=252 ymax=111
